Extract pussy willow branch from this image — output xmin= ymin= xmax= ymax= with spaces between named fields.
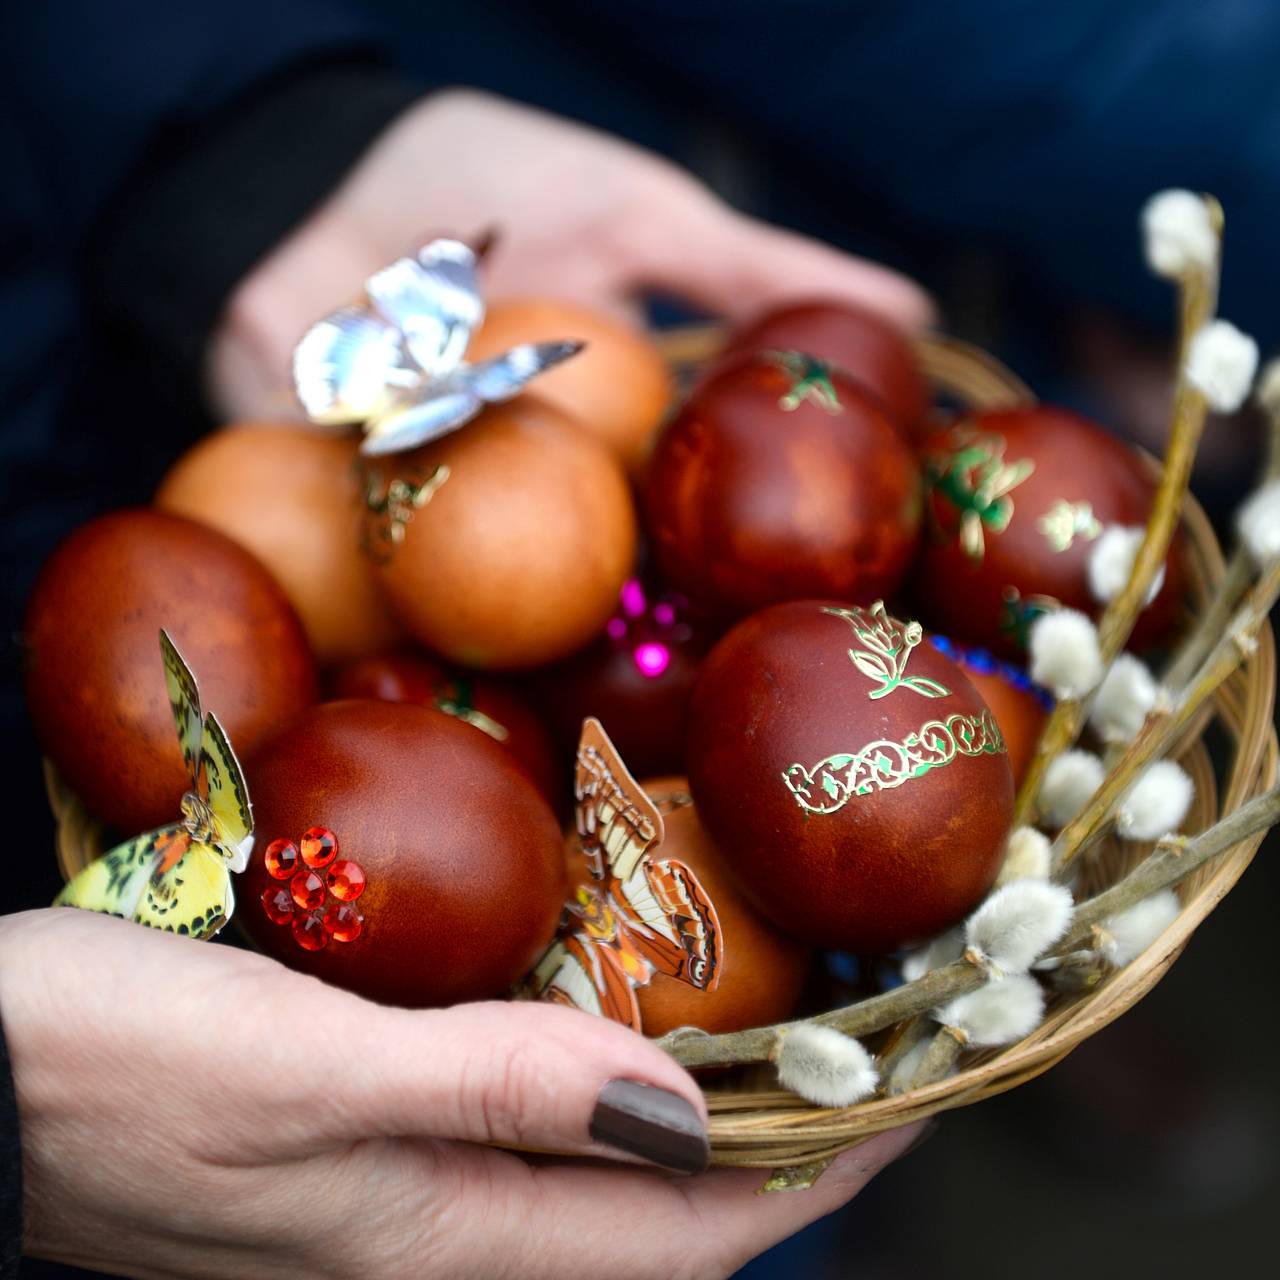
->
xmin=1053 ymin=783 xmax=1280 ymax=955
xmin=907 ymin=1027 xmax=965 ymax=1091
xmin=1163 ymin=395 xmax=1280 ymax=690
xmin=659 ymin=781 xmax=1280 ymax=1072
xmin=1051 ymin=556 xmax=1280 ymax=873
xmin=1013 ymin=198 xmax=1223 ymax=826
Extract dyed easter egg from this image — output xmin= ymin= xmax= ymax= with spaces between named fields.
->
xmin=328 ymin=648 xmax=561 ymax=806
xmin=24 ymin=508 xmax=316 ymax=835
xmin=686 ymin=600 xmax=1014 ymax=952
xmin=530 ymin=578 xmax=703 ymax=779
xmin=645 ymin=354 xmax=920 ymax=623
xmin=469 ymin=298 xmax=673 ymax=475
xmin=239 ymin=700 xmax=565 ymax=1007
xmin=912 ymin=407 xmax=1183 ymax=657
xmin=371 ymin=395 xmax=636 ymax=668
xmin=155 ymin=423 xmax=401 ymax=665
xmin=717 ymin=300 xmax=929 ymax=434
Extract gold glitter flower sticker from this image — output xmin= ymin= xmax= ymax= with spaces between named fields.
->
xmin=824 ymin=602 xmax=951 ymax=700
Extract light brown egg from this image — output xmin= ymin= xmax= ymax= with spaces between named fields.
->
xmin=372 ymin=395 xmax=637 ymax=669
xmin=155 ymin=423 xmax=400 ymax=665
xmin=469 ymin=298 xmax=673 ymax=475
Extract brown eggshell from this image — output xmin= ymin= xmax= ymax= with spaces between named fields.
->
xmin=687 ymin=600 xmax=1014 ymax=952
xmin=239 ymin=700 xmax=566 ymax=1007
xmin=716 ymin=300 xmax=929 ymax=434
xmin=24 ymin=508 xmax=317 ymax=835
xmin=645 ymin=357 xmax=920 ymax=623
xmin=913 ymin=407 xmax=1184 ymax=658
xmin=927 ymin=638 xmax=1049 ymax=787
xmin=155 ymin=422 xmax=401 ymax=665
xmin=634 ymin=779 xmax=809 ymax=1036
xmin=328 ymin=649 xmax=562 ymax=806
xmin=373 ymin=395 xmax=637 ymax=669
xmin=469 ymin=298 xmax=673 ymax=475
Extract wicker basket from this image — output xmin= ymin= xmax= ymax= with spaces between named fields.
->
xmin=46 ymin=330 xmax=1278 ymax=1173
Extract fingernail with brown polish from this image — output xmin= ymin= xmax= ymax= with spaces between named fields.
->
xmin=590 ymin=1079 xmax=710 ymax=1174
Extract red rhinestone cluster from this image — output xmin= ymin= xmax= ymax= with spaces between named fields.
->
xmin=261 ymin=826 xmax=366 ymax=950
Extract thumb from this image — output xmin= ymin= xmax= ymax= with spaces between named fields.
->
xmin=637 ymin=202 xmax=936 ymax=332
xmin=310 ymin=999 xmax=712 ymax=1173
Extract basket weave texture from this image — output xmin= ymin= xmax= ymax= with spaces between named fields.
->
xmin=45 ymin=329 xmax=1278 ymax=1172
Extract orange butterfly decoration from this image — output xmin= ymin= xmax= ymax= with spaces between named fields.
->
xmin=522 ymin=718 xmax=723 ymax=1032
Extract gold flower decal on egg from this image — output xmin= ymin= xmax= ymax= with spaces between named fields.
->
xmin=925 ymin=428 xmax=1035 ymax=562
xmin=824 ymin=602 xmax=951 ymax=700
xmin=761 ymin=350 xmax=843 ymax=414
xmin=1038 ymin=499 xmax=1102 ymax=553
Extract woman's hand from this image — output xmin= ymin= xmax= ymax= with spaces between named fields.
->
xmin=208 ymin=88 xmax=932 ymax=421
xmin=2 ymin=908 xmax=924 ymax=1279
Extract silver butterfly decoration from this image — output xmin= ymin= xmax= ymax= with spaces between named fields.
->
xmin=292 ymin=239 xmax=583 ymax=456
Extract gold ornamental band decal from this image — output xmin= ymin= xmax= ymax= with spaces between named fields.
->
xmin=782 ymin=708 xmax=1007 ymax=816
xmin=826 ymin=602 xmax=951 ymax=700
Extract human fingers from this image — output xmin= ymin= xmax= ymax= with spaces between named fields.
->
xmin=285 ymin=998 xmax=712 ymax=1174
xmin=630 ymin=198 xmax=935 ymax=331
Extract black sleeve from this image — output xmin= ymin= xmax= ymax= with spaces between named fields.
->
xmin=90 ymin=57 xmax=422 ymax=417
xmin=0 ymin=1015 xmax=20 ymax=1279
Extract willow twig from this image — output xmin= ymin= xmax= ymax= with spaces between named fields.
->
xmin=1014 ymin=197 xmax=1223 ymax=826
xmin=907 ymin=1027 xmax=965 ymax=1090
xmin=1163 ymin=388 xmax=1280 ymax=690
xmin=662 ymin=961 xmax=986 ymax=1070
xmin=1052 ymin=784 xmax=1280 ymax=954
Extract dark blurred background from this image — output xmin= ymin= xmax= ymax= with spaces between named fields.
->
xmin=6 ymin=1 xmax=1279 ymax=1276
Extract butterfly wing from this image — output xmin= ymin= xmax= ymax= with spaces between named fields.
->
xmin=357 ymin=340 xmax=585 ymax=457
xmin=201 ymin=711 xmax=254 ymax=871
xmin=134 ymin=840 xmax=234 ymax=939
xmin=365 ymin=240 xmax=483 ymax=378
xmin=55 ymin=824 xmax=189 ymax=919
xmin=293 ymin=305 xmax=421 ymax=425
xmin=464 ymin=340 xmax=584 ymax=402
xmin=160 ymin=629 xmax=203 ymax=790
xmin=522 ymin=935 xmax=643 ymax=1032
xmin=616 ymin=859 xmax=723 ymax=992
xmin=575 ymin=717 xmax=664 ymax=884
xmin=359 ymin=384 xmax=483 ymax=456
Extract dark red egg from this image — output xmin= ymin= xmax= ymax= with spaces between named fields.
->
xmin=631 ymin=779 xmax=809 ymax=1036
xmin=328 ymin=649 xmax=561 ymax=806
xmin=24 ymin=508 xmax=317 ymax=835
xmin=530 ymin=579 xmax=704 ymax=779
xmin=687 ymin=600 xmax=1014 ymax=953
xmin=239 ymin=700 xmax=566 ymax=1007
xmin=645 ymin=354 xmax=921 ymax=623
xmin=926 ymin=636 xmax=1050 ymax=787
xmin=912 ymin=407 xmax=1183 ymax=657
xmin=716 ymin=300 xmax=929 ymax=434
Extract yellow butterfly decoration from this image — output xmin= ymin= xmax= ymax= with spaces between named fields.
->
xmin=55 ymin=630 xmax=254 ymax=939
